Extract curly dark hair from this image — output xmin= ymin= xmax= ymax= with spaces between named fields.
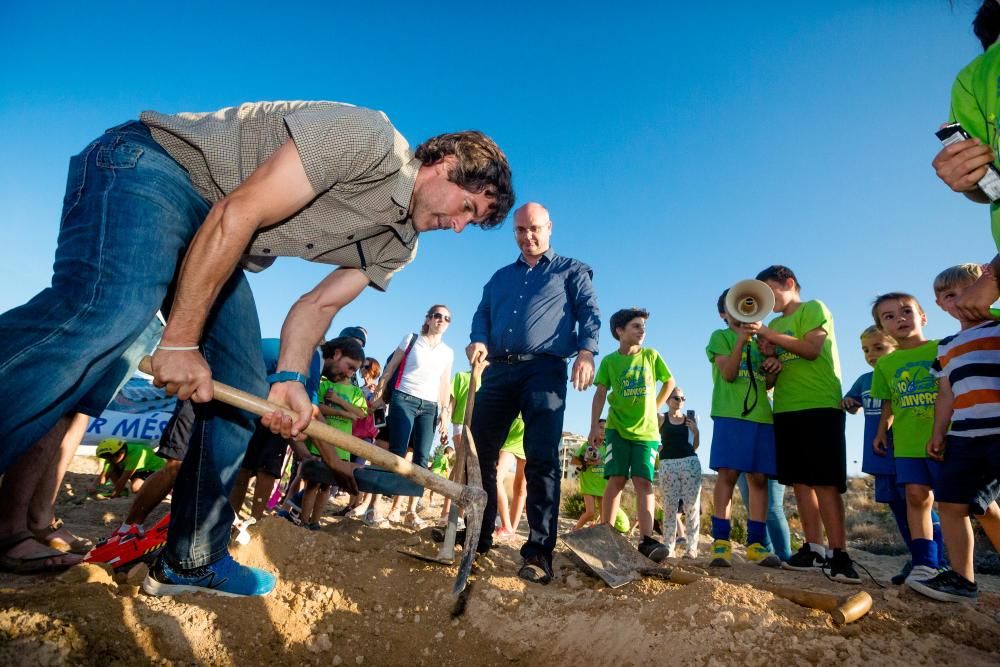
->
xmin=755 ymin=265 xmax=800 ymax=290
xmin=414 ymin=131 xmax=514 ymax=229
xmin=320 ymin=336 xmax=365 ymax=362
xmin=609 ymin=307 xmax=650 ymax=341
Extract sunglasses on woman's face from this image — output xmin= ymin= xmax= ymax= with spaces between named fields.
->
xmin=430 ymin=312 xmax=451 ymax=322
xmin=671 ymin=396 xmax=686 ymax=401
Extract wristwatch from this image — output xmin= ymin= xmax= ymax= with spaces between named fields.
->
xmin=266 ymin=370 xmax=308 ymax=385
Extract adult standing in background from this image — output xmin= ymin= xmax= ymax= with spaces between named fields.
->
xmin=468 ymin=202 xmax=600 ymax=584
xmin=657 ymin=387 xmax=702 ymax=559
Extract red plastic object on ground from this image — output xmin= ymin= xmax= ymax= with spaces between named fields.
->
xmin=83 ymin=513 xmax=170 ymax=570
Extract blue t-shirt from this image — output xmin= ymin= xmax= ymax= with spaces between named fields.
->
xmin=260 ymin=338 xmax=323 ymax=404
xmin=844 ymin=372 xmax=894 ymax=476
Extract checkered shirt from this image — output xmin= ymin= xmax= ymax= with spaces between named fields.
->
xmin=140 ymin=100 xmax=420 ymax=290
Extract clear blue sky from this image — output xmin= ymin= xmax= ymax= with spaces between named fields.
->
xmin=0 ymin=2 xmax=992 ymax=474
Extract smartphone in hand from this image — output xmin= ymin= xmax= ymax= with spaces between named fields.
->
xmin=686 ymin=409 xmax=696 ymax=421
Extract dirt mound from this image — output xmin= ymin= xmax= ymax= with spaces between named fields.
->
xmin=2 ymin=466 xmax=1000 ymax=665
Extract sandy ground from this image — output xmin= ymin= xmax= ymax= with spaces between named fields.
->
xmin=2 ymin=458 xmax=1000 ymax=666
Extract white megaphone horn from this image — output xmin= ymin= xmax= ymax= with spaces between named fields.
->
xmin=725 ymin=280 xmax=775 ymax=323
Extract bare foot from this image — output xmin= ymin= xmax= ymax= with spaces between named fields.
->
xmin=4 ymin=537 xmax=83 ymax=570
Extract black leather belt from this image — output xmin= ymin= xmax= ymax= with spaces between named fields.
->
xmin=487 ymin=353 xmax=542 ymax=364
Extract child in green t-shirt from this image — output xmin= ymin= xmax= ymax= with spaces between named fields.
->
xmin=95 ymin=438 xmax=166 ymax=499
xmin=589 ymin=307 xmax=674 ymax=562
xmin=300 ymin=373 xmax=367 ymax=530
xmin=870 ymin=292 xmax=943 ymax=584
xmin=754 ymin=265 xmax=859 ymax=583
xmin=705 ymin=289 xmax=783 ymax=568
xmin=572 ymin=419 xmax=608 ymax=531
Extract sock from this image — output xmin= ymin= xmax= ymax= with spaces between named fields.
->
xmin=711 ymin=516 xmax=731 ymax=541
xmin=931 ymin=509 xmax=947 ymax=567
xmin=887 ymin=499 xmax=912 ymax=547
xmin=910 ymin=538 xmax=939 ymax=569
xmin=117 ymin=523 xmax=131 ymax=534
xmin=747 ymin=520 xmax=766 ymax=546
xmin=809 ymin=542 xmax=827 ymax=557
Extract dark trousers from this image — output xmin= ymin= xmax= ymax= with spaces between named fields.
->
xmin=471 ymin=356 xmax=567 ymax=562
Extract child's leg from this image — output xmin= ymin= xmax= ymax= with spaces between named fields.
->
xmin=792 ymin=484 xmax=825 ymax=546
xmin=886 ymin=498 xmax=912 ymax=546
xmin=574 ymin=494 xmax=596 ymax=530
xmin=660 ymin=460 xmax=681 ymax=552
xmin=905 ymin=483 xmax=938 ymax=568
xmin=745 ymin=473 xmax=771 ymax=547
xmin=130 ymin=476 xmax=146 ymax=494
xmin=601 ymin=477 xmax=627 ymax=524
xmin=938 ymin=501 xmax=975 ymax=582
xmin=509 ymin=457 xmax=527 ymax=532
xmin=496 ymin=451 xmax=514 ymax=532
xmin=675 ymin=514 xmax=686 ymax=540
xmin=229 ymin=468 xmax=253 ymax=514
xmin=301 ymin=483 xmax=319 ymax=525
xmin=976 ymin=501 xmax=1000 ymax=551
xmin=814 ymin=485 xmax=847 ymax=550
xmin=310 ymin=485 xmax=332 ymax=524
xmin=633 ymin=477 xmax=654 ymax=538
xmin=251 ymin=472 xmax=277 ymax=520
xmin=712 ymin=468 xmax=739 ymax=541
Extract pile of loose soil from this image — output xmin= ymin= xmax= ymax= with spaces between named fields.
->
xmin=2 ymin=461 xmax=1000 ymax=665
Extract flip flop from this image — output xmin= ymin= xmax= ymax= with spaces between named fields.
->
xmin=0 ymin=531 xmax=83 ymax=573
xmin=32 ymin=519 xmax=94 ymax=555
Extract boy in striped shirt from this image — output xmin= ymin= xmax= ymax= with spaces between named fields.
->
xmin=911 ymin=264 xmax=1000 ymax=603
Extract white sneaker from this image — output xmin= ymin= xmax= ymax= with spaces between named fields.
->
xmin=387 ymin=510 xmax=404 ymax=524
xmin=905 ymin=564 xmax=939 ymax=586
xmin=347 ymin=504 xmax=367 ymax=518
xmin=404 ymin=512 xmax=427 ymax=530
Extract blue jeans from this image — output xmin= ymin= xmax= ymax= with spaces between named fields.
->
xmin=388 ymin=390 xmax=438 ymax=469
xmin=737 ymin=474 xmax=792 ymax=561
xmin=0 ymin=121 xmax=268 ymax=568
xmin=471 ymin=356 xmax=567 ymax=561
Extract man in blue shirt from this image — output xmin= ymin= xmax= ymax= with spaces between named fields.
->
xmin=467 ymin=202 xmax=600 ymax=584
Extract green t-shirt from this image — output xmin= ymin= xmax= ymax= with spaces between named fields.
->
xmin=595 ymin=348 xmax=672 ymax=442
xmin=574 ymin=442 xmax=607 ymax=497
xmin=767 ymin=300 xmax=843 ymax=413
xmin=705 ymin=328 xmax=773 ymax=424
xmin=311 ymin=377 xmax=367 ymax=459
xmin=452 ymin=370 xmax=522 ymax=447
xmin=950 ymin=42 xmax=1000 ymax=251
xmin=103 ymin=443 xmax=165 ymax=475
xmin=870 ymin=341 xmax=939 ymax=459
xmin=430 ymin=452 xmax=452 ymax=476
xmin=450 ymin=371 xmax=471 ymax=425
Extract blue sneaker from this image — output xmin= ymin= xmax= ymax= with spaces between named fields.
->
xmin=142 ymin=554 xmax=276 ymax=597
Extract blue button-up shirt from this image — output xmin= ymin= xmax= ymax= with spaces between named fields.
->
xmin=470 ymin=249 xmax=600 ymax=359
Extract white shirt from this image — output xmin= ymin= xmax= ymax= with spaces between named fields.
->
xmin=395 ymin=334 xmax=453 ymax=403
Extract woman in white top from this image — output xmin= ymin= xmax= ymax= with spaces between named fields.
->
xmin=366 ymin=304 xmax=454 ymax=528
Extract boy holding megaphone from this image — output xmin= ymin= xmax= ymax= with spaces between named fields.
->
xmin=752 ymin=265 xmax=860 ymax=584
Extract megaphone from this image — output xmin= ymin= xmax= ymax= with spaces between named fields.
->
xmin=725 ymin=280 xmax=775 ymax=323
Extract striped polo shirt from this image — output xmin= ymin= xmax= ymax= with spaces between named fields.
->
xmin=932 ymin=320 xmax=1000 ymax=438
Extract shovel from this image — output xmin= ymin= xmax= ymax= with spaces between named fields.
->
xmin=138 ymin=356 xmax=487 ymax=596
xmin=398 ymin=358 xmax=486 ymax=566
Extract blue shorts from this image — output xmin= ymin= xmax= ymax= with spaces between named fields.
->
xmin=873 ymin=473 xmax=904 ymax=503
xmin=894 ymin=457 xmax=941 ymax=488
xmin=935 ymin=434 xmax=1000 ymax=515
xmin=709 ymin=417 xmax=776 ymax=476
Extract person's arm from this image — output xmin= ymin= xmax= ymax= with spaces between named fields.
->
xmin=873 ymin=401 xmax=894 ymax=456
xmin=686 ymin=416 xmax=700 ymax=451
xmin=289 ymin=438 xmax=318 ymax=461
xmin=761 ymin=356 xmax=781 ymax=389
xmin=714 ymin=328 xmax=754 ymax=382
xmin=756 ymin=325 xmax=826 ymax=361
xmin=467 ymin=281 xmax=493 ymax=364
xmin=150 ymin=139 xmax=319 ymax=401
xmin=322 ymin=389 xmax=366 ymax=420
xmin=109 ymin=467 xmax=137 ymax=497
xmin=262 ymin=268 xmax=370 ymax=439
xmin=569 ymin=264 xmax=600 ymax=391
xmin=588 ymin=384 xmax=608 ymax=446
xmin=841 ymin=377 xmax=864 ymax=414
xmin=437 ymin=359 xmax=453 ymax=433
xmin=308 ymin=438 xmax=360 ymax=495
xmin=927 ymin=375 xmax=954 ymax=461
xmin=956 ymin=257 xmax=1000 ymax=322
xmin=655 ymin=377 xmax=675 ymax=412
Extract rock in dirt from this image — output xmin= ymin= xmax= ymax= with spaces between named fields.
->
xmin=126 ymin=563 xmax=149 ymax=585
xmin=57 ymin=563 xmax=115 ymax=586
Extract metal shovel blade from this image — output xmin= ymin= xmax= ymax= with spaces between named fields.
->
xmin=560 ymin=523 xmax=656 ymax=588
